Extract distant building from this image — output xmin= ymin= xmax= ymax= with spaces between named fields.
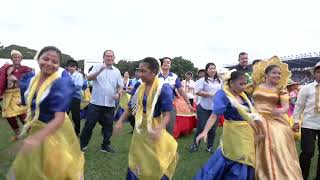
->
xmin=83 ymin=60 xmax=101 ymax=74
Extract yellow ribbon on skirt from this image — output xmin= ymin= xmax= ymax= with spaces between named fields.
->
xmin=2 ymin=88 xmax=27 ymax=118
xmin=221 ymin=120 xmax=255 ymax=167
xmin=80 ymin=88 xmax=91 ymax=110
xmin=7 ymin=115 xmax=85 ymax=180
xmin=119 ymin=92 xmax=131 ymax=111
xmin=7 ymin=71 xmax=84 ymax=180
xmin=129 ymin=115 xmax=178 ymax=180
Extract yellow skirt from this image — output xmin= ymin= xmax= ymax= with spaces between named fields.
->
xmin=80 ymin=88 xmax=91 ymax=110
xmin=287 ymin=115 xmax=301 ymax=140
xmin=119 ymin=92 xmax=131 ymax=110
xmin=2 ymin=89 xmax=27 ymax=118
xmin=221 ymin=120 xmax=255 ymax=167
xmin=129 ymin=115 xmax=178 ymax=180
xmin=255 ymin=113 xmax=302 ymax=180
xmin=7 ymin=115 xmax=85 ymax=180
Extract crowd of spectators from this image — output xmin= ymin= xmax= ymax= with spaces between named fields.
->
xmin=291 ymin=69 xmax=313 ymax=85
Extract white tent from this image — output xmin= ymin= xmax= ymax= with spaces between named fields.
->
xmin=0 ymin=58 xmax=40 ymax=73
xmin=83 ymin=60 xmax=101 ymax=74
xmin=0 ymin=58 xmax=103 ymax=75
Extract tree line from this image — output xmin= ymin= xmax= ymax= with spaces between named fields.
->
xmin=0 ymin=44 xmax=199 ymax=79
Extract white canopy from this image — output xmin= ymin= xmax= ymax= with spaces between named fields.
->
xmin=0 ymin=58 xmax=40 ymax=73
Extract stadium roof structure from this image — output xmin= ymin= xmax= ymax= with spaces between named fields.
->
xmin=283 ymin=56 xmax=320 ymax=69
xmin=225 ymin=54 xmax=320 ymax=70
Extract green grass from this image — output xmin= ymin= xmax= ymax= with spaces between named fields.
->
xmin=0 ymin=119 xmax=318 ymax=180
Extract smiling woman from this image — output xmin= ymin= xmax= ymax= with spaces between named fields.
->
xmin=115 ymin=57 xmax=178 ymax=180
xmin=249 ymin=57 xmax=303 ymax=180
xmin=6 ymin=46 xmax=84 ymax=180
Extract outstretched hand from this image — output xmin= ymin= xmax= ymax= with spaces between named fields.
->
xmin=188 ymin=104 xmax=195 ymax=112
xmin=292 ymin=123 xmax=300 ymax=132
xmin=149 ymin=128 xmax=162 ymax=140
xmin=253 ymin=120 xmax=265 ymax=143
xmin=196 ymin=132 xmax=208 ymax=145
xmin=21 ymin=136 xmax=41 ymax=154
xmin=114 ymin=121 xmax=124 ymax=135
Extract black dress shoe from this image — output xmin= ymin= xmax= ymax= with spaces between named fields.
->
xmin=100 ymin=145 xmax=116 ymax=153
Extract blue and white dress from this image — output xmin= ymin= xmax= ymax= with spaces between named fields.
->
xmin=194 ymin=90 xmax=255 ymax=180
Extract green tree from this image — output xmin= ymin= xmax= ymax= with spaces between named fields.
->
xmin=0 ymin=45 xmax=37 ymax=59
xmin=171 ymin=56 xmax=198 ymax=79
xmin=115 ymin=60 xmax=140 ymax=76
xmin=114 ymin=57 xmax=198 ymax=79
xmin=77 ymin=59 xmax=85 ymax=72
xmin=0 ymin=44 xmax=75 ymax=68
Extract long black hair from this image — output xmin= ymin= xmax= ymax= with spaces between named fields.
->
xmin=204 ymin=63 xmax=220 ymax=83
xmin=37 ymin=46 xmax=62 ymax=61
xmin=227 ymin=71 xmax=246 ymax=86
xmin=159 ymin=57 xmax=172 ymax=66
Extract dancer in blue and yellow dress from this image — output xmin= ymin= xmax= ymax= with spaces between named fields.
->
xmin=115 ymin=57 xmax=178 ymax=180
xmin=7 ymin=46 xmax=84 ymax=180
xmin=194 ymin=70 xmax=265 ymax=180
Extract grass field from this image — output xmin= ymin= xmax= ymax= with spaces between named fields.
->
xmin=0 ymin=119 xmax=318 ymax=180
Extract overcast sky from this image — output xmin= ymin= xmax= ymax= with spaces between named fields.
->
xmin=1 ymin=0 xmax=319 ymax=68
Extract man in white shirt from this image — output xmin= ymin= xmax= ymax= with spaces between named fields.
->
xmin=293 ymin=61 xmax=320 ymax=180
xmin=80 ymin=50 xmax=123 ymax=153
xmin=181 ymin=71 xmax=196 ymax=105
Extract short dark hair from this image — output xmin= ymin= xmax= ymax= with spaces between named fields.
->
xmin=37 ymin=46 xmax=62 ymax=61
xmin=67 ymin=60 xmax=78 ymax=67
xmin=197 ymin=69 xmax=205 ymax=74
xmin=159 ymin=57 xmax=172 ymax=66
xmin=121 ymin=71 xmax=129 ymax=76
xmin=238 ymin=52 xmax=248 ymax=59
xmin=141 ymin=57 xmax=160 ymax=74
xmin=103 ymin=50 xmax=115 ymax=57
xmin=265 ymin=65 xmax=279 ymax=75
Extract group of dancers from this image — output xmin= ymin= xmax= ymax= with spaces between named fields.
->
xmin=1 ymin=47 xmax=319 ymax=180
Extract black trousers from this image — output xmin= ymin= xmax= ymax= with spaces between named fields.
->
xmin=80 ymin=104 xmax=115 ymax=148
xmin=299 ymin=128 xmax=320 ymax=180
xmin=189 ymin=99 xmax=194 ymax=106
xmin=69 ymin=97 xmax=81 ymax=136
xmin=193 ymin=105 xmax=217 ymax=148
xmin=127 ymin=114 xmax=135 ymax=130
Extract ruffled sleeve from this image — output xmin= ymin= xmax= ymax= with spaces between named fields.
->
xmin=21 ymin=65 xmax=32 ymax=74
xmin=0 ymin=64 xmax=10 ymax=96
xmin=159 ymin=84 xmax=173 ymax=112
xmin=19 ymin=71 xmax=35 ymax=105
xmin=244 ymin=83 xmax=255 ymax=96
xmin=48 ymin=74 xmax=75 ymax=112
xmin=128 ymin=82 xmax=141 ymax=109
xmin=175 ymin=77 xmax=182 ymax=89
xmin=212 ymin=90 xmax=229 ymax=115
